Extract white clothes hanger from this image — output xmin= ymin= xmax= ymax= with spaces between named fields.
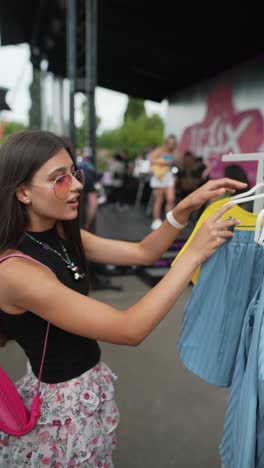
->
xmin=230 ymin=193 xmax=264 ymax=244
xmin=230 ymin=184 xmax=264 ymax=243
xmin=232 ymin=182 xmax=264 ymax=200
xmin=254 ymin=208 xmax=264 ymax=245
xmin=221 ymin=152 xmax=264 ymax=243
xmin=231 ymin=190 xmax=264 ymax=244
xmin=222 ymin=152 xmax=264 ymax=213
xmin=232 ymin=192 xmax=264 ymax=205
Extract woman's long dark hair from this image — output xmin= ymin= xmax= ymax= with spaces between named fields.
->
xmin=0 ymin=130 xmax=89 ymax=345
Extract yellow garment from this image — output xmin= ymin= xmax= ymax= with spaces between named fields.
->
xmin=172 ymin=197 xmax=260 ymax=284
xmin=151 ymin=165 xmax=170 ymax=181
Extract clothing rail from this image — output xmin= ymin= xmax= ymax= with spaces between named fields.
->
xmin=222 ymin=152 xmax=264 ymax=212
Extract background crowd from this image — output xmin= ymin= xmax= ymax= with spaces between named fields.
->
xmin=77 ymin=136 xmax=214 ymax=232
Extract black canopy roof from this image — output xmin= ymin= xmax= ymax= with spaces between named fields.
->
xmin=0 ymin=0 xmax=263 ymax=102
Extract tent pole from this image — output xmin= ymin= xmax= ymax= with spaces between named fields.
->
xmin=85 ymin=0 xmax=97 ymax=166
xmin=66 ymin=0 xmax=76 ymax=147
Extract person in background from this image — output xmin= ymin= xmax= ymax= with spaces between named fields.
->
xmin=177 ymin=151 xmax=211 ymax=200
xmin=0 ymin=129 xmax=245 ymax=467
xmin=175 ymin=151 xmax=212 ymax=223
xmin=109 ymin=153 xmax=127 ymax=211
xmin=145 ymin=144 xmax=157 ymax=162
xmin=150 ymin=135 xmax=180 ymax=230
xmin=78 ymin=154 xmax=112 ymax=291
xmin=77 ymin=154 xmax=98 ymax=232
xmin=133 ymin=152 xmax=145 ymax=178
xmin=224 ymin=164 xmax=252 ymax=212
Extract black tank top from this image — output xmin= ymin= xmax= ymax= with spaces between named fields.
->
xmin=0 ymin=226 xmax=101 ymax=383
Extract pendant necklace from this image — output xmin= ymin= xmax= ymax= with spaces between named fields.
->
xmin=25 ymin=232 xmax=85 ymax=281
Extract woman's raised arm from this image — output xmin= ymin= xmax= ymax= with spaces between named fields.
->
xmin=81 ymin=177 xmax=247 ymax=266
xmin=0 ymin=202 xmax=239 ymax=347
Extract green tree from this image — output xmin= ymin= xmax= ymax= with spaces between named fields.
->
xmin=124 ymin=96 xmax=146 ymax=121
xmin=0 ymin=120 xmax=28 ymax=142
xmin=97 ymin=112 xmax=164 ymax=156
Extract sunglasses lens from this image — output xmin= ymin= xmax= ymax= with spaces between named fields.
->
xmin=54 ymin=175 xmax=72 ymax=199
xmin=75 ymin=169 xmax=85 ymax=186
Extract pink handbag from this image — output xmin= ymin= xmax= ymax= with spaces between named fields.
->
xmin=0 ymin=254 xmax=50 ymax=436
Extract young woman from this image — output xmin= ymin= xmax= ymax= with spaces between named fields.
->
xmin=0 ymin=130 xmax=244 ymax=467
xmin=149 ymin=134 xmax=179 ymax=230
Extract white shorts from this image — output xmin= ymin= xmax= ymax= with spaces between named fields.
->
xmin=150 ymin=171 xmax=175 ymax=189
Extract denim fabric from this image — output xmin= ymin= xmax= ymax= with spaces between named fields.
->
xmin=220 ymin=277 xmax=264 ymax=468
xmin=178 ymin=229 xmax=264 ymax=387
xmin=219 ymin=288 xmax=261 ymax=468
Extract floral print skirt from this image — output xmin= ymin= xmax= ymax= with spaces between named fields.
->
xmin=0 ymin=361 xmax=120 ymax=467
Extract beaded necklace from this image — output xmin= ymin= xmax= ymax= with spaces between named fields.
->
xmin=25 ymin=232 xmax=85 ymax=281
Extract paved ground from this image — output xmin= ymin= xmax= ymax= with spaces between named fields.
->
xmin=95 ymin=203 xmax=193 ymax=242
xmin=95 ymin=276 xmax=229 ymax=468
xmin=1 ymin=275 xmax=229 ymax=468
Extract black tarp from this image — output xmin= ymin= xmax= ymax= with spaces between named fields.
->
xmin=0 ymin=0 xmax=263 ymax=101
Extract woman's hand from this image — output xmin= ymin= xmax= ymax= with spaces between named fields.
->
xmin=180 ymin=177 xmax=247 ymax=211
xmin=173 ymin=177 xmax=247 ymax=224
xmin=186 ymin=202 xmax=240 ymax=264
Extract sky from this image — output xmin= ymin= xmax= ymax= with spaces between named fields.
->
xmin=0 ymin=43 xmax=167 ymax=132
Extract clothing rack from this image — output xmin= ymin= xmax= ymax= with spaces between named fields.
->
xmin=222 ymin=152 xmax=264 ymax=212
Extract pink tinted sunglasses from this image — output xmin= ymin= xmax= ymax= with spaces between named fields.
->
xmin=30 ymin=169 xmax=85 ymax=200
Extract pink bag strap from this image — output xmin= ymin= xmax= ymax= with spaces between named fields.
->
xmin=0 ymin=253 xmax=52 ymax=394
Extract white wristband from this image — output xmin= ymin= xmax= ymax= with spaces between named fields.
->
xmin=166 ymin=210 xmax=187 ymax=230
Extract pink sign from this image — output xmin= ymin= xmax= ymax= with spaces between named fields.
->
xmin=178 ymin=85 xmax=264 ymax=185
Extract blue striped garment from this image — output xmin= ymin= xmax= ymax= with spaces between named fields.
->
xmin=178 ymin=230 xmax=264 ymax=387
xmin=219 ymin=281 xmax=264 ymax=468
